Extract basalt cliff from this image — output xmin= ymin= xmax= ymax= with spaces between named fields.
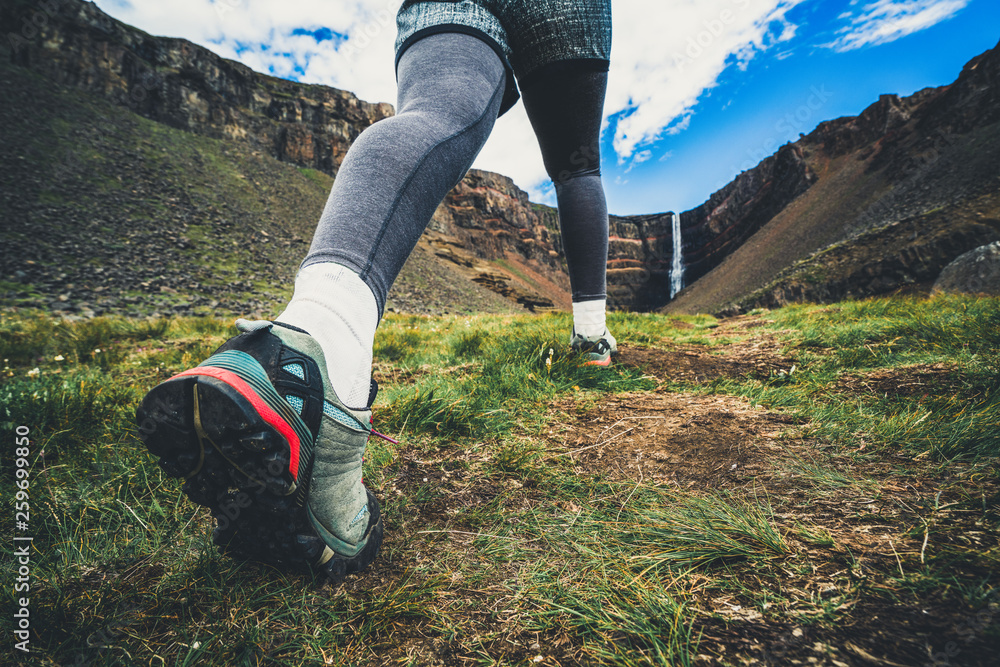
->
xmin=2 ymin=0 xmax=999 ymax=317
xmin=0 ymin=0 xmax=570 ymax=316
xmin=665 ymin=40 xmax=1000 ymax=314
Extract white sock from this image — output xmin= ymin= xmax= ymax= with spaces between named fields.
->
xmin=572 ymin=299 xmax=607 ymax=338
xmin=275 ymin=263 xmax=378 ymax=408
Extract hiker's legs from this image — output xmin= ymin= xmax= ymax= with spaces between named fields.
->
xmin=521 ymin=63 xmax=610 ymax=336
xmin=301 ymin=31 xmax=505 ymax=316
xmin=277 ymin=32 xmax=506 ymax=405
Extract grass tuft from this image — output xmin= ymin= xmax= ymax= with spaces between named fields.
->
xmin=622 ymin=490 xmax=791 ymax=568
xmin=2 ymin=298 xmax=998 ymax=665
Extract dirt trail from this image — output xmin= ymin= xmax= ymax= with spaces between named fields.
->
xmin=544 ymin=391 xmax=795 ymax=489
xmin=352 ymin=323 xmax=998 ymax=666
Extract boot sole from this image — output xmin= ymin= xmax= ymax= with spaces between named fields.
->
xmin=136 ymin=372 xmax=382 ymax=582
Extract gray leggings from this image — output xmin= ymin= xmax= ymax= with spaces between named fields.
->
xmin=303 ymin=32 xmax=609 ymax=316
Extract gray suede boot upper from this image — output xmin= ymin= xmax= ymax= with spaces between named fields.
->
xmin=270 ymin=325 xmax=374 ymax=558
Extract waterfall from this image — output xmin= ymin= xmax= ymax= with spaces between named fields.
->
xmin=669 ymin=212 xmax=684 ymax=299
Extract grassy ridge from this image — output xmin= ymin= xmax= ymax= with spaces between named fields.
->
xmin=0 ymin=60 xmax=520 ymax=320
xmin=721 ymin=298 xmax=1000 ymax=459
xmin=2 ymin=296 xmax=999 ymax=665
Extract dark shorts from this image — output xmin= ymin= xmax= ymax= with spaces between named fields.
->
xmin=395 ymin=0 xmax=612 ymax=115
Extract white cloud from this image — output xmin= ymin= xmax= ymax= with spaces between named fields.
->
xmin=606 ymin=0 xmax=804 ymax=162
xmin=624 ymin=149 xmax=653 ymax=173
xmin=93 ymin=0 xmax=804 ymax=199
xmin=827 ymin=0 xmax=970 ymax=52
xmin=95 ymin=0 xmax=401 ymax=103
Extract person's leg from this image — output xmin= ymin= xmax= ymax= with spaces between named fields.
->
xmin=137 ymin=31 xmax=507 ymax=581
xmin=520 ymin=62 xmax=616 ymax=362
xmin=275 ymin=32 xmax=505 ymax=575
xmin=276 ymin=32 xmax=506 ymax=406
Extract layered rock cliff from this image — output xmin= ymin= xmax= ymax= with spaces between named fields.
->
xmin=4 ymin=0 xmax=999 ymax=317
xmin=2 ymin=0 xmax=393 ymax=175
xmin=1 ymin=0 xmax=569 ymax=313
xmin=668 ymin=38 xmax=1000 ymax=314
xmin=427 ymin=171 xmax=571 ymax=311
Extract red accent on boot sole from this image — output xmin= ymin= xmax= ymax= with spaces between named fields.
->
xmin=173 ymin=367 xmax=301 ymax=478
xmin=584 ymin=357 xmax=612 ymax=367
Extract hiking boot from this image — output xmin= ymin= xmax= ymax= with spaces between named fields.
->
xmin=570 ymin=328 xmax=618 ymax=366
xmin=135 ymin=318 xmax=383 ymax=581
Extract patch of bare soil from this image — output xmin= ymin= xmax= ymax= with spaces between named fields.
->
xmin=617 ymin=318 xmax=797 ymax=384
xmin=620 ymin=343 xmax=795 ymax=384
xmin=836 ymin=362 xmax=962 ymax=397
xmin=372 ymin=361 xmax=476 ymax=387
xmin=372 ymin=362 xmax=429 ymax=386
xmin=542 ymin=386 xmax=999 ymax=666
xmin=545 ymin=392 xmax=797 ymax=488
xmin=702 ymin=593 xmax=1000 ymax=667
xmin=334 ymin=340 xmax=998 ymax=667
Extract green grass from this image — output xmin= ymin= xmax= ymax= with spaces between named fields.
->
xmin=2 ymin=296 xmax=998 ymax=665
xmin=297 ymin=167 xmax=333 ymax=189
xmin=698 ymin=296 xmax=1000 ymax=459
xmin=372 ymin=313 xmax=657 ymax=440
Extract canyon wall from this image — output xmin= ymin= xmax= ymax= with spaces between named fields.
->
xmin=4 ymin=0 xmax=999 ymax=315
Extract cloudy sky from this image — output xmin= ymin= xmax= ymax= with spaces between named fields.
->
xmin=95 ymin=0 xmax=999 ymax=215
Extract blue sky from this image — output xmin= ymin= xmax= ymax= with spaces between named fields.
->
xmin=95 ymin=0 xmax=999 ymax=215
xmin=619 ymin=0 xmax=1000 ymax=214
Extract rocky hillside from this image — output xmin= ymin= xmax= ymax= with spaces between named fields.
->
xmin=667 ymin=40 xmax=1000 ymax=315
xmin=607 ymin=143 xmax=817 ymax=310
xmin=0 ymin=56 xmax=534 ymax=318
xmin=3 ymin=0 xmax=999 ymax=317
xmin=2 ymin=0 xmax=393 ymax=175
xmin=0 ymin=0 xmax=567 ymax=316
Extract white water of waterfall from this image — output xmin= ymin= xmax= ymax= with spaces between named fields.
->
xmin=669 ymin=212 xmax=684 ymax=299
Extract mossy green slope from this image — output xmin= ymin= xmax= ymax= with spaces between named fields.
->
xmin=2 ymin=297 xmax=998 ymax=665
xmin=0 ymin=60 xmax=520 ymax=319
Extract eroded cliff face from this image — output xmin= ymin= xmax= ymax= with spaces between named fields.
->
xmin=2 ymin=0 xmax=393 ymax=174
xmin=6 ymin=0 xmax=999 ymax=315
xmin=669 ymin=38 xmax=1000 ymax=315
xmin=682 ymin=145 xmax=817 ymax=285
xmin=432 ymin=171 xmax=563 ymax=268
xmin=916 ymin=43 xmax=1000 ymax=137
xmin=605 ymin=214 xmax=673 ymax=310
xmin=426 ymin=170 xmax=571 ymax=311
